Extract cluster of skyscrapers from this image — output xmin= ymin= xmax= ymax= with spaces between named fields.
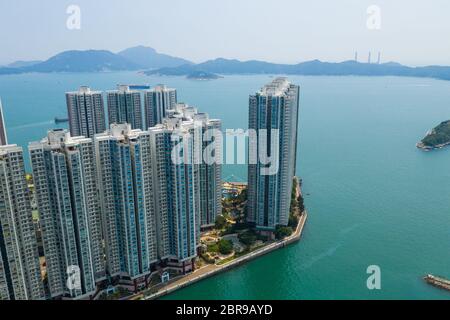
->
xmin=0 ymin=77 xmax=299 ymax=300
xmin=0 ymin=85 xmax=222 ymax=299
xmin=66 ymin=84 xmax=177 ymax=138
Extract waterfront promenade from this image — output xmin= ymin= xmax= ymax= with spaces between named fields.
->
xmin=141 ymin=211 xmax=308 ymax=300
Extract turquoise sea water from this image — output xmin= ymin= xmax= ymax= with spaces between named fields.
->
xmin=1 ymin=72 xmax=450 ymax=299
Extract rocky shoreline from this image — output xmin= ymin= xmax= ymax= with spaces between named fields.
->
xmin=416 ymin=141 xmax=450 ymax=151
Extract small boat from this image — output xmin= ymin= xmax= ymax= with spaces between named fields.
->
xmin=424 ymin=274 xmax=450 ymax=292
xmin=54 ymin=117 xmax=69 ymax=124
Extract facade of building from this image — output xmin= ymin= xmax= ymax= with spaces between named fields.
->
xmin=66 ymin=86 xmax=106 ymax=138
xmin=144 ymin=85 xmax=177 ymax=129
xmin=247 ymin=78 xmax=299 ymax=231
xmin=95 ymin=124 xmax=158 ymax=282
xmin=0 ymin=145 xmax=45 ymax=300
xmin=107 ymin=85 xmax=143 ymax=130
xmin=0 ymin=98 xmax=8 ymax=145
xmin=149 ymin=116 xmax=200 ymax=272
xmin=29 ymin=130 xmax=104 ymax=298
xmin=165 ymin=104 xmax=222 ymax=229
xmin=195 ymin=113 xmax=222 ymax=229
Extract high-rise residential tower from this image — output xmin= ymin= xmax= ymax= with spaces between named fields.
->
xmin=144 ymin=85 xmax=177 ymax=129
xmin=165 ymin=104 xmax=222 ymax=229
xmin=107 ymin=85 xmax=143 ymax=130
xmin=0 ymin=98 xmax=8 ymax=145
xmin=66 ymin=86 xmax=106 ymax=138
xmin=29 ymin=130 xmax=104 ymax=298
xmin=0 ymin=145 xmax=45 ymax=300
xmin=149 ymin=116 xmax=200 ymax=273
xmin=247 ymin=78 xmax=299 ymax=231
xmin=95 ymin=124 xmax=157 ymax=285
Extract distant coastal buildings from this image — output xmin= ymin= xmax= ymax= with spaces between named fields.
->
xmin=355 ymin=51 xmax=381 ymax=64
xmin=247 ymin=78 xmax=300 ymax=231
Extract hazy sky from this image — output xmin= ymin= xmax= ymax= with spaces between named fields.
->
xmin=1 ymin=0 xmax=450 ymax=66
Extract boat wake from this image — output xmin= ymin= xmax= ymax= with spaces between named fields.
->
xmin=9 ymin=120 xmax=55 ymax=130
xmin=300 ymin=243 xmax=343 ymax=270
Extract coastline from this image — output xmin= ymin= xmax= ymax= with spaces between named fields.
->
xmin=139 ymin=211 xmax=308 ymax=300
xmin=416 ymin=141 xmax=450 ymax=151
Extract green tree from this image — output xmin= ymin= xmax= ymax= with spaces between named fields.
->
xmin=236 ymin=188 xmax=248 ymax=203
xmin=207 ymin=243 xmax=219 ymax=253
xmin=215 ymin=215 xmax=227 ymax=230
xmin=218 ymin=239 xmax=233 ymax=254
xmin=238 ymin=230 xmax=257 ymax=246
xmin=275 ymin=226 xmax=293 ymax=240
xmin=288 ymin=213 xmax=299 ymax=228
xmin=297 ymin=194 xmax=304 ymax=213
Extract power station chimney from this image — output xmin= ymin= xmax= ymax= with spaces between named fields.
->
xmin=355 ymin=51 xmax=358 ymax=62
xmin=377 ymin=52 xmax=381 ymax=64
xmin=368 ymin=51 xmax=371 ymax=64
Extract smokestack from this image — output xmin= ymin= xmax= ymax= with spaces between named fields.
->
xmin=368 ymin=52 xmax=371 ymax=64
xmin=355 ymin=51 xmax=358 ymax=62
xmin=377 ymin=52 xmax=381 ymax=64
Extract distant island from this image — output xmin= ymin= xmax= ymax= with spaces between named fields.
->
xmin=4 ymin=47 xmax=450 ymax=83
xmin=0 ymin=46 xmax=192 ymax=74
xmin=186 ymin=71 xmax=221 ymax=80
xmin=417 ymin=120 xmax=450 ymax=150
xmin=145 ymin=58 xmax=450 ymax=82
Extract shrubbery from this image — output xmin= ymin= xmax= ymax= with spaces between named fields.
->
xmin=275 ymin=226 xmax=293 ymax=240
xmin=207 ymin=243 xmax=219 ymax=253
xmin=422 ymin=120 xmax=450 ymax=147
xmin=238 ymin=230 xmax=257 ymax=246
xmin=218 ymin=239 xmax=233 ymax=254
xmin=215 ymin=215 xmax=227 ymax=230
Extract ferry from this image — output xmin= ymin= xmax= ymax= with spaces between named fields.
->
xmin=54 ymin=117 xmax=69 ymax=124
xmin=423 ymin=274 xmax=450 ymax=292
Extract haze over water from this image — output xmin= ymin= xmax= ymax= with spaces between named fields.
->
xmin=1 ymin=72 xmax=449 ymax=299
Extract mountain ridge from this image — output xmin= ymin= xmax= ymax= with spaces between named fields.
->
xmin=144 ymin=57 xmax=450 ymax=81
xmin=0 ymin=46 xmax=192 ymax=74
xmin=7 ymin=60 xmax=43 ymax=68
xmin=3 ymin=48 xmax=450 ymax=82
xmin=118 ymin=45 xmax=192 ymax=69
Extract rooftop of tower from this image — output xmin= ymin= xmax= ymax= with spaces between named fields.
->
xmin=259 ymin=77 xmax=291 ymax=96
xmin=166 ymin=103 xmax=198 ymax=120
xmin=146 ymin=84 xmax=176 ymax=92
xmin=29 ymin=129 xmax=92 ymax=151
xmin=95 ymin=123 xmax=147 ymax=142
xmin=66 ymin=86 xmax=102 ymax=95
xmin=106 ymin=84 xmax=140 ymax=94
xmin=0 ymin=144 xmax=22 ymax=156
